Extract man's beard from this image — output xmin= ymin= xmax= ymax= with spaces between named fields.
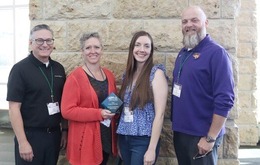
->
xmin=182 ymin=29 xmax=206 ymax=49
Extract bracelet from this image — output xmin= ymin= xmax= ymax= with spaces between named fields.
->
xmin=62 ymin=128 xmax=68 ymax=132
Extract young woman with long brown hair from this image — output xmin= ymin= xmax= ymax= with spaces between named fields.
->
xmin=117 ymin=31 xmax=168 ymax=165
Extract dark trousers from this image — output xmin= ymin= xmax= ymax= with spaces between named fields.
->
xmin=100 ymin=151 xmax=110 ymax=165
xmin=14 ymin=128 xmax=61 ymax=165
xmin=118 ymin=135 xmax=160 ymax=165
xmin=173 ymin=131 xmax=223 ymax=165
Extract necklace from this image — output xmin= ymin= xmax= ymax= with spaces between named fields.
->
xmin=85 ymin=63 xmax=104 ymax=80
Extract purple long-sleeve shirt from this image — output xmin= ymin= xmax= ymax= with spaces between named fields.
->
xmin=171 ymin=34 xmax=235 ymax=137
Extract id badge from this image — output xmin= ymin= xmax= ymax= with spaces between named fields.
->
xmin=123 ymin=107 xmax=133 ymax=122
xmin=47 ymin=102 xmax=60 ymax=115
xmin=172 ymin=83 xmax=182 ymax=98
xmin=101 ymin=119 xmax=111 ymax=127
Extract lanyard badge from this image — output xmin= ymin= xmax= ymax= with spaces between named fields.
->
xmin=172 ymin=83 xmax=182 ymax=98
xmin=47 ymin=102 xmax=60 ymax=115
xmin=39 ymin=66 xmax=60 ymax=115
xmin=123 ymin=107 xmax=133 ymax=122
xmin=173 ymin=51 xmax=194 ymax=98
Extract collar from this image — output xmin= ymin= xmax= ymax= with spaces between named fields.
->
xmin=29 ymin=51 xmax=52 ymax=68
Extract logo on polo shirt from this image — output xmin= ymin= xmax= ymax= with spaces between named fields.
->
xmin=54 ymin=75 xmax=63 ymax=78
xmin=193 ymin=53 xmax=200 ymax=59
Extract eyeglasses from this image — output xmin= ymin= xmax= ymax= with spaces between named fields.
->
xmin=193 ymin=150 xmax=212 ymax=160
xmin=32 ymin=38 xmax=54 ymax=45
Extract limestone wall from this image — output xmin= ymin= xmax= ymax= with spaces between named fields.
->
xmin=236 ymin=0 xmax=259 ymax=146
xmin=29 ymin=0 xmax=259 ymax=164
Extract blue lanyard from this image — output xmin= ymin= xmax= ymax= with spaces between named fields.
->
xmin=176 ymin=52 xmax=193 ymax=83
xmin=39 ymin=66 xmax=54 ymax=102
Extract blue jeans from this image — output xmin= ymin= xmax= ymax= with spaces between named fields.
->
xmin=118 ymin=135 xmax=160 ymax=165
xmin=173 ymin=131 xmax=223 ymax=165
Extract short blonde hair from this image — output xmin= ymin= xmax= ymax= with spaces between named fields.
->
xmin=79 ymin=32 xmax=103 ymax=50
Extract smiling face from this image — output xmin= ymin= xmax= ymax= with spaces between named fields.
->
xmin=181 ymin=6 xmax=208 ymax=49
xmin=29 ymin=29 xmax=54 ymax=62
xmin=82 ymin=37 xmax=102 ymax=65
xmin=133 ymin=35 xmax=152 ymax=65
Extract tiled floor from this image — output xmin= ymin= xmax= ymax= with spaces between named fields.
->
xmin=1 ymin=128 xmax=260 ymax=165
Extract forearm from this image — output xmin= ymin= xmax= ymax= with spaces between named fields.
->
xmin=9 ymin=102 xmax=27 ymax=145
xmin=207 ymin=114 xmax=227 ymax=139
xmin=148 ymin=68 xmax=168 ymax=150
xmin=9 ymin=102 xmax=34 ymax=161
xmin=148 ymin=114 xmax=164 ymax=151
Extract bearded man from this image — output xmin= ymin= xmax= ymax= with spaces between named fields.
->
xmin=171 ymin=6 xmax=235 ymax=165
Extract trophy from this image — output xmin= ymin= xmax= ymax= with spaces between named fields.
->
xmin=101 ymin=92 xmax=123 ymax=113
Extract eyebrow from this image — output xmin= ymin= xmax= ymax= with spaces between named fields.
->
xmin=135 ymin=41 xmax=150 ymax=45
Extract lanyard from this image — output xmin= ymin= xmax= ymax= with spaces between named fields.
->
xmin=176 ymin=52 xmax=193 ymax=83
xmin=39 ymin=66 xmax=54 ymax=102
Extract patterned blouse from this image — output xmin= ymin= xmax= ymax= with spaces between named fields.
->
xmin=116 ymin=64 xmax=166 ymax=136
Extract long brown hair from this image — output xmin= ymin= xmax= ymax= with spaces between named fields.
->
xmin=119 ymin=31 xmax=154 ymax=109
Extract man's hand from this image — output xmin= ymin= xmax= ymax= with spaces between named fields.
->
xmin=19 ymin=141 xmax=34 ymax=162
xmin=60 ymin=131 xmax=68 ymax=150
xmin=197 ymin=137 xmax=214 ymax=155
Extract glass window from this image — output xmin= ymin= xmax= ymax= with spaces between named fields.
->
xmin=15 ymin=7 xmax=30 ymax=62
xmin=0 ymin=9 xmax=14 ymax=68
xmin=15 ymin=0 xmax=29 ymax=5
xmin=0 ymin=1 xmax=13 ymax=6
xmin=0 ymin=0 xmax=29 ymax=110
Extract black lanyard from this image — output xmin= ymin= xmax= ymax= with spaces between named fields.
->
xmin=39 ymin=66 xmax=54 ymax=102
xmin=176 ymin=52 xmax=193 ymax=83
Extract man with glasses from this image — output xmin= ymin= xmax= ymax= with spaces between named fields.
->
xmin=7 ymin=24 xmax=68 ymax=165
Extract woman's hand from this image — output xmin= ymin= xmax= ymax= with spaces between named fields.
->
xmin=144 ymin=149 xmax=156 ymax=165
xmin=101 ymin=109 xmax=115 ymax=119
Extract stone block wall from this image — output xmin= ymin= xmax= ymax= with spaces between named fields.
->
xmin=28 ymin=0 xmax=259 ymax=164
xmin=236 ymin=0 xmax=259 ymax=146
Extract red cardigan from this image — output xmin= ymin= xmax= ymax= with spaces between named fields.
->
xmin=61 ymin=67 xmax=118 ymax=165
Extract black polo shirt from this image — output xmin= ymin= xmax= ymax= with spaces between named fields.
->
xmin=7 ymin=53 xmax=66 ymax=128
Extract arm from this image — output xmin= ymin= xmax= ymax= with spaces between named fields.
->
xmin=60 ymin=118 xmax=68 ymax=150
xmin=198 ymin=49 xmax=234 ymax=154
xmin=197 ymin=114 xmax=227 ymax=154
xmin=144 ymin=69 xmax=168 ymax=165
xmin=61 ymin=74 xmax=104 ymax=122
xmin=208 ymin=114 xmax=227 ymax=139
xmin=9 ymin=101 xmax=34 ymax=162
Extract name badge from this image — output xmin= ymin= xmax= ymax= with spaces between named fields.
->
xmin=173 ymin=83 xmax=182 ymax=98
xmin=47 ymin=102 xmax=60 ymax=115
xmin=123 ymin=107 xmax=133 ymax=122
xmin=101 ymin=119 xmax=111 ymax=127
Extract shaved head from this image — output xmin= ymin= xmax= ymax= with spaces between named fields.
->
xmin=181 ymin=6 xmax=208 ymax=49
xmin=182 ymin=6 xmax=207 ymax=22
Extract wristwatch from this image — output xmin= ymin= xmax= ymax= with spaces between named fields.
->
xmin=205 ymin=135 xmax=216 ymax=143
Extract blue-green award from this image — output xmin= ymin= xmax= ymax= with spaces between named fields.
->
xmin=101 ymin=92 xmax=123 ymax=113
